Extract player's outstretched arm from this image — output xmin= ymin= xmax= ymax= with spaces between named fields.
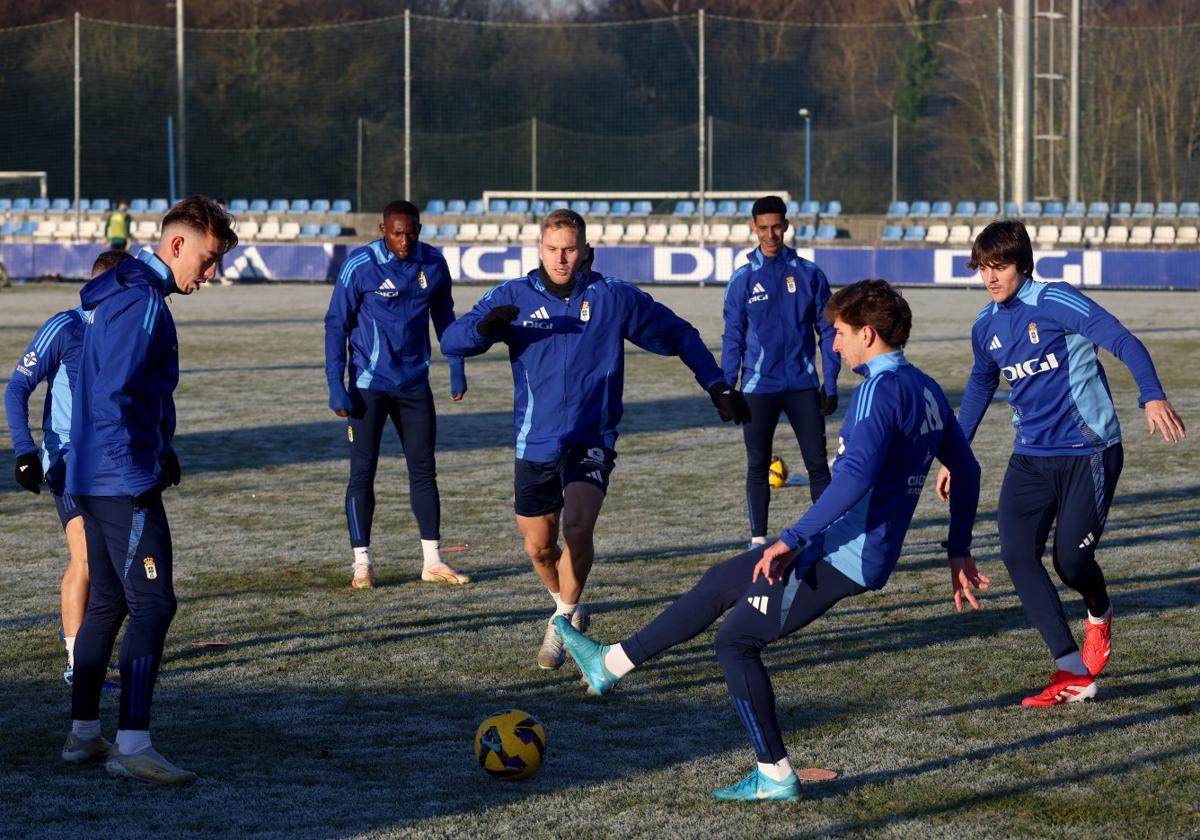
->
xmin=950 ymin=555 xmax=989 ymax=612
xmin=1145 ymin=398 xmax=1185 ymax=444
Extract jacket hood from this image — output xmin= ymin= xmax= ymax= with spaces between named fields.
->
xmin=80 ymin=250 xmax=173 ymax=311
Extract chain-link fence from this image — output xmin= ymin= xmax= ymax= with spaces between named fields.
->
xmin=0 ymin=11 xmax=1197 ymax=212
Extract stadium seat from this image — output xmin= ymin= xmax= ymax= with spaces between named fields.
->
xmin=930 ymin=201 xmax=952 ymax=218
xmin=1131 ymin=202 xmax=1154 ymax=219
xmin=665 ymin=222 xmax=689 ymax=243
xmin=977 ymin=200 xmax=999 ymax=218
xmin=673 ymin=201 xmax=696 ymax=217
xmin=310 ymin=199 xmax=331 ymax=214
xmin=236 ymin=218 xmax=259 ymax=240
xmin=1128 ymin=225 xmax=1152 ymax=245
xmin=1152 ymin=226 xmax=1175 ymax=245
xmin=257 ymin=219 xmax=280 ymax=240
xmin=1059 ymin=225 xmax=1083 ymax=244
xmin=708 ymin=223 xmax=731 ymax=243
xmin=903 ymin=225 xmax=926 ymax=242
xmin=498 ymin=222 xmax=520 ymax=242
xmin=971 ymin=224 xmax=988 ymax=239
xmin=1064 ymin=202 xmax=1085 ymax=218
xmin=0 ymin=220 xmax=16 ymax=236
xmin=569 ymin=200 xmax=590 ymax=216
xmin=12 ymin=198 xmax=31 ymax=211
xmin=609 ymin=200 xmax=630 ymax=217
xmin=1084 ymin=225 xmax=1105 ymax=245
xmin=1042 ymin=201 xmax=1064 ymax=218
xmin=133 ymin=219 xmax=158 ymax=240
xmin=277 ymin=221 xmax=301 ymax=241
xmin=50 ymin=198 xmax=70 ymax=212
xmin=880 ymin=224 xmax=903 ymax=242
xmin=52 ymin=219 xmax=77 ymax=240
xmin=446 ymin=199 xmax=467 ymax=214
xmin=92 ymin=198 xmax=111 ymax=213
xmin=797 ymin=201 xmax=818 ymax=218
xmin=545 ymin=200 xmax=566 ymax=212
xmin=79 ymin=219 xmax=101 ymax=240
xmin=631 ymin=200 xmax=653 ymax=216
xmin=1155 ymin=202 xmax=1178 ymax=219
xmin=477 ymin=223 xmax=501 ymax=242
xmin=886 ymin=201 xmax=908 ymax=218
xmin=0 ymin=198 xmax=11 ymax=211
xmin=599 ymin=223 xmax=624 ymax=245
xmin=436 ymin=223 xmax=459 ymax=241
xmin=793 ymin=224 xmax=815 ymax=242
xmin=456 ymin=222 xmax=480 ymax=242
xmin=1106 ymin=225 xmax=1129 ymax=244
xmin=909 ymin=201 xmax=930 ymax=218
xmin=332 ymin=199 xmax=352 ymax=214
xmin=716 ymin=200 xmax=737 ymax=216
xmin=621 ymin=222 xmax=646 ymax=244
xmin=699 ymin=200 xmax=714 ymax=217
xmin=531 ymin=199 xmax=548 ymax=215
xmin=736 ymin=200 xmax=754 ymax=216
xmin=149 ymin=198 xmax=169 ymax=213
xmin=591 ymin=201 xmax=610 ymax=217
xmin=33 ymin=219 xmax=55 ymax=240
xmin=1178 ymin=202 xmax=1199 ymax=219
xmin=1022 ymin=201 xmax=1042 ymax=218
xmin=249 ymin=199 xmax=269 ymax=214
xmin=1176 ymin=226 xmax=1198 ymax=245
xmin=687 ymin=222 xmax=707 ymax=242
xmin=320 ymin=223 xmax=341 ymax=238
xmin=466 ymin=199 xmax=485 ymax=215
xmin=269 ymin=199 xmax=289 ymax=214
xmin=424 ymin=199 xmax=447 ymax=216
xmin=298 ymin=223 xmax=320 ymax=239
xmin=229 ymin=199 xmax=249 ymax=214
xmin=290 ymin=199 xmax=310 ymax=214
xmin=1086 ymin=201 xmax=1110 ymax=219
xmin=948 ymin=225 xmax=973 ymax=244
xmin=1003 ymin=201 xmax=1020 ymax=217
xmin=16 ymin=220 xmax=36 ymax=236
xmin=1113 ymin=202 xmax=1132 ymax=218
xmin=509 ymin=199 xmax=529 ymax=214
xmin=517 ymin=223 xmax=539 ymax=245
xmin=644 ymin=223 xmax=668 ymax=244
xmin=1036 ymin=225 xmax=1059 ymax=246
xmin=823 ymin=201 xmax=841 ymax=218
xmin=130 ymin=198 xmax=150 ymax=213
xmin=925 ymin=224 xmax=949 ymax=244
xmin=814 ymin=224 xmax=837 ymax=242
xmin=954 ymin=201 xmax=976 ymax=218
xmin=32 ymin=197 xmax=50 ymax=212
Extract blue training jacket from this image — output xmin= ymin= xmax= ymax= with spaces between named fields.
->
xmin=957 ymin=279 xmax=1166 ymax=456
xmin=440 ymin=268 xmax=726 ymax=462
xmin=67 ymin=250 xmax=178 ymax=498
xmin=780 ymin=351 xmax=979 ymax=590
xmin=721 ymin=246 xmax=840 ymax=395
xmin=4 ymin=307 xmax=91 ymax=471
xmin=324 ymin=239 xmax=465 ymax=395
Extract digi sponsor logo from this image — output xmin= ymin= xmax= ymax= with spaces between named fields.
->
xmin=1001 ymin=352 xmax=1060 ymax=383
xmin=521 ymin=306 xmax=553 ymax=330
xmin=935 ymin=250 xmax=1103 ymax=286
xmin=374 ymin=278 xmax=399 ymax=298
xmin=748 ymin=282 xmax=769 ymax=304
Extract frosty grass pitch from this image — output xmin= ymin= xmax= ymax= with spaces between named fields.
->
xmin=1 ymin=283 xmax=1197 ymax=838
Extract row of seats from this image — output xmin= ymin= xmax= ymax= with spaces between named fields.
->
xmin=226 ymin=199 xmax=351 ymax=215
xmin=887 ymin=199 xmax=1200 ymax=220
xmin=0 ymin=197 xmax=354 ymax=216
xmin=1 ymin=217 xmax=344 ymax=242
xmin=423 ymin=198 xmax=843 ymax=219
xmin=421 ymin=221 xmax=840 ymax=245
xmin=0 ymin=198 xmax=116 ymax=213
xmin=883 ymin=223 xmax=1200 ymax=246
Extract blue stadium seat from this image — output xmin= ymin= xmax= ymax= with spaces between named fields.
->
xmin=437 ymin=223 xmax=458 ymax=239
xmin=0 ymin=198 xmax=11 ymax=212
xmin=631 ymin=200 xmax=653 ymax=216
xmin=50 ymin=198 xmax=70 ymax=212
xmin=1132 ymin=202 xmax=1154 ymax=218
xmin=1003 ymin=201 xmax=1020 ymax=217
xmin=150 ymin=198 xmax=169 ymax=213
xmin=1 ymin=220 xmax=16 ymax=235
xmin=716 ymin=200 xmax=737 ymax=216
xmin=487 ymin=199 xmax=508 ymax=214
xmin=17 ymin=220 xmax=36 ymax=236
xmin=32 ymin=197 xmax=50 ymax=211
xmin=1086 ymin=201 xmax=1109 ymax=219
xmin=320 ymin=223 xmax=342 ymax=237
xmin=903 ymin=225 xmax=926 ymax=242
xmin=92 ymin=198 xmax=111 ymax=213
xmin=823 ymin=200 xmax=842 ymax=218
xmin=250 ymin=199 xmax=269 ymax=214
xmin=976 ymin=200 xmax=999 ymax=218
xmin=736 ymin=200 xmax=754 ymax=216
xmin=76 ymin=198 xmax=91 ymax=211
xmin=1156 ymin=202 xmax=1178 ymax=219
xmin=609 ymin=200 xmax=630 ymax=217
xmin=798 ymin=201 xmax=819 ymax=217
xmin=591 ymin=200 xmax=610 ymax=217
xmin=549 ymin=200 xmax=569 ymax=211
xmin=529 ymin=199 xmax=547 ymax=215
xmin=129 ymin=198 xmax=149 ymax=212
xmin=332 ymin=199 xmax=352 ymax=214
xmin=1179 ymin=202 xmax=1200 ymax=219
xmin=309 ymin=199 xmax=331 ymax=214
xmin=954 ymin=201 xmax=976 ymax=217
xmin=12 ymin=198 xmax=31 ymax=211
xmin=424 ymin=199 xmax=446 ymax=215
xmin=793 ymin=223 xmax=815 ymax=242
xmin=290 ymin=199 xmax=310 ymax=214
xmin=673 ymin=201 xmax=696 ymax=216
xmin=446 ymin=199 xmax=467 ymax=214
xmin=881 ymin=224 xmax=903 ymax=242
xmin=228 ymin=199 xmax=249 ymax=214
xmin=909 ymin=201 xmax=931 ymax=218
xmin=509 ymin=199 xmax=529 ymax=214
xmin=466 ymin=199 xmax=485 ymax=215
xmin=1021 ymin=201 xmax=1042 ymax=218
xmin=298 ymin=223 xmax=320 ymax=239
xmin=703 ymin=200 xmax=716 ymax=216
xmin=930 ymin=201 xmax=952 ymax=217
xmin=1064 ymin=201 xmax=1085 ymax=218
xmin=887 ymin=201 xmax=908 ymax=218
xmin=786 ymin=201 xmax=802 ymax=217
xmin=1043 ymin=201 xmax=1064 ymax=218
xmin=1113 ymin=201 xmax=1132 ymax=217
xmin=570 ymin=200 xmax=590 ymax=215
xmin=269 ymin=199 xmax=289 ymax=214
xmin=815 ymin=224 xmax=838 ymax=241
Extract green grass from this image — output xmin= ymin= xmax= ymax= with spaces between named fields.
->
xmin=1 ymin=282 xmax=1197 ymax=839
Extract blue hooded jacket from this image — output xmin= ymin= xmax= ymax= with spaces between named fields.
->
xmin=441 ymin=269 xmax=725 ymax=462
xmin=67 ymin=250 xmax=178 ymax=498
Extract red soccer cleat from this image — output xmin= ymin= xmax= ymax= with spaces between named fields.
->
xmin=1082 ymin=612 xmax=1112 ymax=676
xmin=1021 ymin=670 xmax=1097 ymax=707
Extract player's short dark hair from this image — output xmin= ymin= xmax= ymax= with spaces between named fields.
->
xmin=968 ymin=220 xmax=1034 ymax=278
xmin=751 ymin=195 xmax=787 ymax=220
xmin=91 ymin=249 xmax=131 ymax=277
xmin=825 ymin=279 xmax=912 ymax=348
xmin=542 ymin=208 xmax=586 ymax=238
xmin=382 ymin=200 xmax=420 ymax=223
xmin=162 ymin=195 xmax=238 ymax=255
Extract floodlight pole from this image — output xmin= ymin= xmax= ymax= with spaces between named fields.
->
xmin=1068 ymin=0 xmax=1080 ymax=204
xmin=176 ymin=0 xmax=186 ymax=197
xmin=799 ymin=108 xmax=811 ymax=205
xmin=531 ymin=117 xmax=537 ymax=207
xmin=74 ymin=13 xmax=81 ymax=227
xmin=1012 ymin=0 xmax=1032 ymax=208
xmin=697 ymin=9 xmax=706 ymax=247
xmin=998 ymin=8 xmax=1006 ymax=212
xmin=404 ymin=10 xmax=411 ymax=202
xmin=891 ymin=112 xmax=898 ymax=205
xmin=356 ymin=117 xmax=363 ymax=213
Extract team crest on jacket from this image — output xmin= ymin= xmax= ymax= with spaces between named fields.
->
xmin=417 ymin=270 xmax=427 ymax=289
xmin=580 ymin=301 xmax=591 ymax=322
xmin=1027 ymin=322 xmax=1040 ymax=344
xmin=786 ymin=276 xmax=796 ymax=293
xmin=21 ymin=350 xmax=38 ymax=368
xmin=143 ymin=557 xmax=158 ymax=580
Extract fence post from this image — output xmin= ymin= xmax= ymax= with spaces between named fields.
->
xmin=697 ymin=8 xmax=706 ymax=249
xmin=356 ymin=117 xmax=363 ymax=212
xmin=998 ymin=7 xmax=1006 ymax=212
xmin=176 ymin=0 xmax=186 ymax=197
xmin=891 ymin=112 xmax=898 ymax=205
xmin=404 ymin=9 xmax=411 ymax=203
xmin=74 ymin=13 xmax=80 ymax=226
xmin=531 ymin=117 xmax=538 ymax=212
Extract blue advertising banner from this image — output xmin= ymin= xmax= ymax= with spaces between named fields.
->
xmin=4 ymin=242 xmax=1198 ymax=289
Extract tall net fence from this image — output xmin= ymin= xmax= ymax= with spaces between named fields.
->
xmin=0 ymin=12 xmax=1196 ymax=212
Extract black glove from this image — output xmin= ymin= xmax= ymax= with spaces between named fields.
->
xmin=162 ymin=450 xmax=182 ymax=487
xmin=820 ymin=392 xmax=838 ymax=416
xmin=130 ymin=486 xmax=163 ymax=510
xmin=708 ymin=383 xmax=752 ymax=425
xmin=477 ymin=305 xmax=520 ymax=338
xmin=15 ymin=452 xmax=43 ymax=494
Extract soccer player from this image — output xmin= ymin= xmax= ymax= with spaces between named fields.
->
xmin=557 ymin=279 xmax=988 ymax=802
xmin=4 ymin=250 xmax=130 ymax=686
xmin=935 ymin=221 xmax=1186 ymax=707
xmin=104 ymin=199 xmax=133 ymax=252
xmin=440 ymin=208 xmax=751 ymax=670
xmin=62 ymin=195 xmax=237 ymax=785
xmin=324 ymin=199 xmax=469 ymax=589
xmin=722 ymin=195 xmax=840 ymax=545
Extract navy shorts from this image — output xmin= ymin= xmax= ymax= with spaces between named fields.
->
xmin=514 ymin=444 xmax=617 ymax=517
xmin=45 ymin=458 xmax=81 ymax=528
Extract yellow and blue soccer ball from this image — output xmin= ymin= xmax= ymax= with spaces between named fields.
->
xmin=474 ymin=709 xmax=546 ymax=780
xmin=768 ymin=455 xmax=789 ymax=489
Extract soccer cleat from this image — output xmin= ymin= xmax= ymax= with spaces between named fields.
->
xmin=712 ymin=767 xmax=800 ymax=803
xmin=62 ymin=732 xmax=114 ymax=763
xmin=350 ymin=565 xmax=376 ymax=590
xmin=63 ymin=665 xmax=120 ymax=691
xmin=106 ymin=747 xmax=198 ymax=786
xmin=420 ymin=563 xmax=472 ymax=585
xmin=1082 ymin=612 xmax=1113 ymax=676
xmin=554 ymin=616 xmax=619 ymax=696
xmin=537 ymin=618 xmax=565 ymax=670
xmin=1021 ymin=670 xmax=1098 ymax=707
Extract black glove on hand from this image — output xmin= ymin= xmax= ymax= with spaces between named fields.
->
xmin=708 ymin=383 xmax=752 ymax=425
xmin=15 ymin=452 xmax=43 ymax=494
xmin=477 ymin=304 xmax=520 ymax=338
xmin=131 ymin=486 xmax=163 ymax=510
xmin=162 ymin=450 xmax=182 ymax=487
xmin=820 ymin=392 xmax=838 ymax=416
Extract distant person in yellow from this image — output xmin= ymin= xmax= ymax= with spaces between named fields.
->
xmin=105 ymin=200 xmax=133 ymax=251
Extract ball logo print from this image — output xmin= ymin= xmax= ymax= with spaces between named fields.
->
xmin=474 ymin=709 xmax=546 ymax=780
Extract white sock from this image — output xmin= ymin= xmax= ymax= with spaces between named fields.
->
xmin=1087 ymin=606 xmax=1113 ymax=624
xmin=421 ymin=539 xmax=443 ymax=571
xmin=116 ymin=729 xmax=152 ymax=755
xmin=1056 ymin=651 xmax=1088 ymax=675
xmin=65 ymin=635 xmax=76 ymax=669
xmin=548 ymin=590 xmax=564 ymax=610
xmin=353 ymin=546 xmax=371 ymax=571
xmin=750 ymin=536 xmax=767 ymax=546
xmin=72 ymin=719 xmax=101 ymax=740
xmin=554 ymin=601 xmax=577 ymax=619
xmin=603 ymin=643 xmax=635 ymax=678
xmin=758 ymin=756 xmax=795 ymax=782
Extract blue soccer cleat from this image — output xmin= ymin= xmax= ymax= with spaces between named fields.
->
xmin=553 ymin=616 xmax=620 ymax=696
xmin=712 ymin=767 xmax=800 ymax=803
